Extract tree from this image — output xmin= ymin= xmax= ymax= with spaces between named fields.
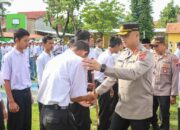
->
xmin=159 ymin=0 xmax=180 ymax=27
xmin=0 ymin=0 xmax=11 ymax=37
xmin=81 ymin=0 xmax=125 ymax=37
xmin=130 ymin=0 xmax=154 ymax=40
xmin=43 ymin=0 xmax=85 ymax=39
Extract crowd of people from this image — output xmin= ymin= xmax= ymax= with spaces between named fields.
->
xmin=0 ymin=22 xmax=180 ymax=130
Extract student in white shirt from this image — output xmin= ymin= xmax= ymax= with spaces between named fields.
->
xmin=36 ymin=35 xmax=54 ymax=130
xmin=70 ymin=30 xmax=93 ymax=130
xmin=38 ymin=40 xmax=95 ymax=130
xmin=94 ymin=36 xmax=122 ymax=130
xmin=2 ymin=29 xmax=32 ymax=130
xmin=94 ymin=38 xmax=103 ymax=59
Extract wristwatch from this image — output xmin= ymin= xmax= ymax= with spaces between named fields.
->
xmin=100 ymin=64 xmax=106 ymax=72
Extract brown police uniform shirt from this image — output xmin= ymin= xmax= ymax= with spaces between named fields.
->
xmin=152 ymin=51 xmax=179 ymax=96
xmin=96 ymin=44 xmax=154 ymax=120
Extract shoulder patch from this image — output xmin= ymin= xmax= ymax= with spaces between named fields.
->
xmin=138 ymin=51 xmax=147 ymax=61
xmin=173 ymin=58 xmax=179 ymax=66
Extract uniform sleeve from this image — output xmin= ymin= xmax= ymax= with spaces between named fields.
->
xmin=1 ymin=55 xmax=11 ymax=80
xmin=70 ymin=61 xmax=88 ymax=98
xmin=36 ymin=57 xmax=44 ymax=85
xmin=104 ymin=51 xmax=154 ymax=80
xmin=96 ymin=77 xmax=117 ymax=95
xmin=170 ymin=55 xmax=179 ymax=96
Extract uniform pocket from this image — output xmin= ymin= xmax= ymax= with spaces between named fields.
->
xmin=160 ymin=63 xmax=170 ymax=75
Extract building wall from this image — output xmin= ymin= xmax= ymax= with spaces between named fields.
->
xmin=27 ymin=19 xmax=35 ymax=34
xmin=168 ymin=33 xmax=180 ymax=52
xmin=177 ymin=15 xmax=180 ymax=23
xmin=35 ymin=17 xmax=54 ymax=32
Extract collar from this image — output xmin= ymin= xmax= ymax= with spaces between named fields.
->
xmin=43 ymin=51 xmax=53 ymax=57
xmin=14 ymin=48 xmax=25 ymax=55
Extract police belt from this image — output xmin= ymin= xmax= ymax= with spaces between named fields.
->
xmin=44 ymin=104 xmax=69 ymax=110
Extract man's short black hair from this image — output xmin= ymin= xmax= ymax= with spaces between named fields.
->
xmin=14 ymin=28 xmax=30 ymax=42
xmin=42 ymin=35 xmax=53 ymax=44
xmin=109 ymin=36 xmax=122 ymax=48
xmin=76 ymin=29 xmax=91 ymax=41
xmin=74 ymin=40 xmax=90 ymax=54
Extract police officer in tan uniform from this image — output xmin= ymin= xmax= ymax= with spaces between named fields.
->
xmin=151 ymin=36 xmax=179 ymax=130
xmin=83 ymin=23 xmax=154 ymax=130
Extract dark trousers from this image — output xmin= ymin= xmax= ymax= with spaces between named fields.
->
xmin=70 ymin=103 xmax=91 ymax=130
xmin=42 ymin=105 xmax=77 ymax=130
xmin=39 ymin=102 xmax=45 ymax=130
xmin=110 ymin=112 xmax=150 ymax=130
xmin=0 ymin=102 xmax=5 ymax=130
xmin=178 ymin=108 xmax=180 ymax=130
xmin=151 ymin=96 xmax=170 ymax=130
xmin=7 ymin=88 xmax=32 ymax=130
xmin=95 ymin=80 xmax=118 ymax=130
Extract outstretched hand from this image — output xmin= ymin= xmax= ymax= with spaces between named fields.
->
xmin=83 ymin=58 xmax=101 ymax=71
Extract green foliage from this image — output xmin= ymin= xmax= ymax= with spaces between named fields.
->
xmin=158 ymin=0 xmax=180 ymax=28
xmin=44 ymin=0 xmax=85 ymax=39
xmin=130 ymin=0 xmax=154 ymax=40
xmin=81 ymin=0 xmax=125 ymax=37
xmin=0 ymin=0 xmax=11 ymax=37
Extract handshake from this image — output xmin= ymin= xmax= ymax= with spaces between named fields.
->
xmin=79 ymin=91 xmax=98 ymax=107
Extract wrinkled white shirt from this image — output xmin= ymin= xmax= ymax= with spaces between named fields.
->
xmin=36 ymin=51 xmax=54 ymax=84
xmin=38 ymin=49 xmax=88 ymax=106
xmin=2 ymin=48 xmax=31 ymax=90
xmin=95 ymin=49 xmax=115 ymax=83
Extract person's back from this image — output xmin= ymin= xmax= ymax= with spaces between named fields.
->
xmin=38 ymin=49 xmax=86 ymax=105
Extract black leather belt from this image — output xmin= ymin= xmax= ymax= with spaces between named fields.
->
xmin=45 ymin=104 xmax=69 ymax=110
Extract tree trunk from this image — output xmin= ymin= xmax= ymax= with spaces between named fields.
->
xmin=0 ymin=20 xmax=3 ymax=38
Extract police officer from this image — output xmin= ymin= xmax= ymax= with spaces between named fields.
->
xmin=151 ymin=36 xmax=179 ymax=130
xmin=142 ymin=38 xmax=153 ymax=52
xmin=83 ymin=23 xmax=154 ymax=130
xmin=36 ymin=35 xmax=54 ymax=130
xmin=2 ymin=29 xmax=32 ymax=130
xmin=95 ymin=36 xmax=121 ymax=130
xmin=37 ymin=40 xmax=95 ymax=130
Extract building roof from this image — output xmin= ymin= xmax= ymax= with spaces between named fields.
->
xmin=166 ymin=23 xmax=180 ymax=34
xmin=3 ymin=32 xmax=43 ymax=39
xmin=19 ymin=11 xmax=46 ymax=20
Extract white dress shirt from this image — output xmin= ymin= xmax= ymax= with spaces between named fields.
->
xmin=175 ymin=48 xmax=180 ymax=59
xmin=95 ymin=49 xmax=115 ymax=83
xmin=2 ymin=48 xmax=31 ymax=90
xmin=38 ymin=49 xmax=88 ymax=106
xmin=88 ymin=48 xmax=96 ymax=59
xmin=94 ymin=47 xmax=103 ymax=59
xmin=36 ymin=51 xmax=54 ymax=84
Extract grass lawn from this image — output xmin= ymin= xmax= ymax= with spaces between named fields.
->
xmin=31 ymin=103 xmax=179 ymax=130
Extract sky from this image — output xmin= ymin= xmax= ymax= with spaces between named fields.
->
xmin=6 ymin=0 xmax=180 ymax=21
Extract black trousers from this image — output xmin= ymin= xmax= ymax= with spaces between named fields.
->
xmin=110 ymin=112 xmax=150 ymax=130
xmin=178 ymin=108 xmax=180 ymax=130
xmin=151 ymin=96 xmax=170 ymax=130
xmin=39 ymin=102 xmax=45 ymax=130
xmin=0 ymin=101 xmax=5 ymax=130
xmin=42 ymin=105 xmax=77 ymax=130
xmin=70 ymin=103 xmax=91 ymax=130
xmin=95 ymin=80 xmax=118 ymax=130
xmin=7 ymin=88 xmax=32 ymax=130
